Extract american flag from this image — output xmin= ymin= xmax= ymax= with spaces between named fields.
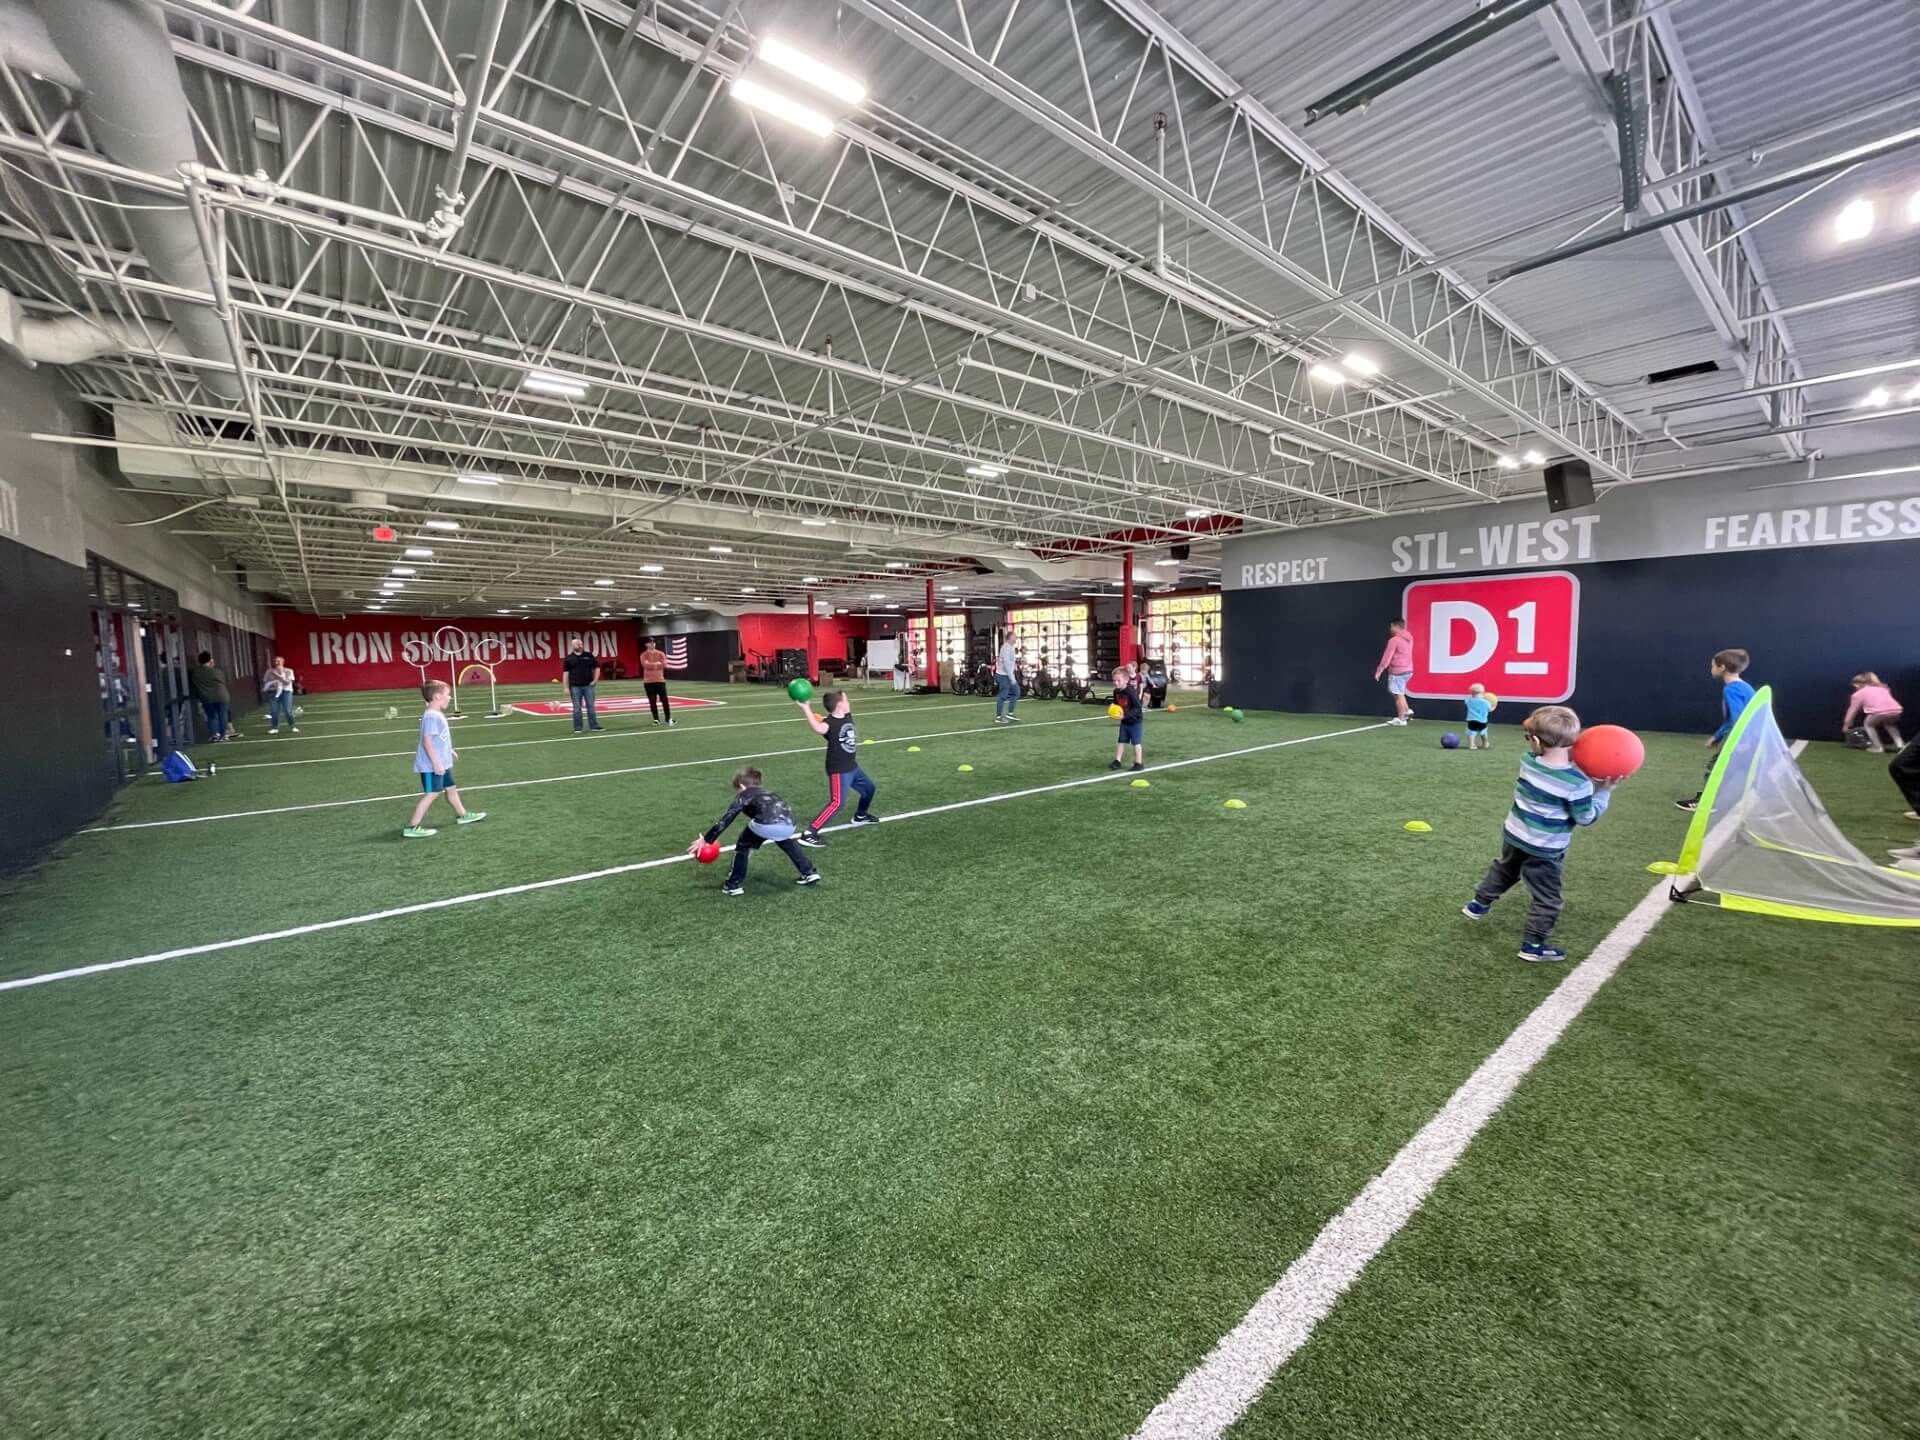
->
xmin=664 ymin=636 xmax=689 ymax=671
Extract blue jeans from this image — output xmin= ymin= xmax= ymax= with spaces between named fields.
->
xmin=266 ymin=692 xmax=295 ymax=729
xmin=995 ymin=672 xmax=1020 ymax=717
xmin=571 ymin=684 xmax=600 ymax=730
xmin=200 ymin=700 xmax=229 ymax=740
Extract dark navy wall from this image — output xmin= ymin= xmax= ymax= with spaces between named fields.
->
xmin=1222 ymin=539 xmax=1920 ymax=740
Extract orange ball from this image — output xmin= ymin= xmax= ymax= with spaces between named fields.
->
xmin=1571 ymin=724 xmax=1645 ymax=780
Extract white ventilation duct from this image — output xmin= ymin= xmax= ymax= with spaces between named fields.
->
xmin=30 ymin=0 xmax=242 ymax=399
xmin=0 ymin=289 xmax=188 ymax=366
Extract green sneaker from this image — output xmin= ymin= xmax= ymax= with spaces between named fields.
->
xmin=456 ymin=811 xmax=488 ymax=825
xmin=402 ymin=825 xmax=437 ymax=838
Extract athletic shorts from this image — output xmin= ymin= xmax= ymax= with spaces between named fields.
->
xmin=1118 ymin=718 xmax=1143 ymax=744
xmin=1386 ymin=672 xmax=1411 ymax=696
xmin=419 ymin=769 xmax=456 ymax=793
xmin=1467 ymin=720 xmax=1487 ymax=733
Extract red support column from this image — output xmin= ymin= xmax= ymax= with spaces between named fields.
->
xmin=1120 ymin=550 xmax=1137 ymax=668
xmin=924 ymin=576 xmax=939 ymax=690
xmin=805 ymin=590 xmax=818 ymax=682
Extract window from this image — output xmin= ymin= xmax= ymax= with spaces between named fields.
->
xmin=1145 ymin=592 xmax=1222 ymax=685
xmin=905 ymin=612 xmax=969 ymax=675
xmin=1008 ymin=603 xmax=1090 ymax=678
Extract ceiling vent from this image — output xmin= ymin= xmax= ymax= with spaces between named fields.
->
xmin=343 ymin=489 xmax=397 ymax=514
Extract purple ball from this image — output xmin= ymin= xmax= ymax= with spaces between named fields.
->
xmin=1441 ymin=732 xmax=1462 ymax=749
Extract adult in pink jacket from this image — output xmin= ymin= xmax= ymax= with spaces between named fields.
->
xmin=1374 ymin=618 xmax=1415 ymax=726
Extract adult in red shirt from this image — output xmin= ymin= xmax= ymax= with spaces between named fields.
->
xmin=639 ymin=638 xmax=673 ymax=726
xmin=1373 ymin=617 xmax=1416 ymax=726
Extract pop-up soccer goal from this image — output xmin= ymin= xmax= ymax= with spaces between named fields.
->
xmin=1671 ymin=685 xmax=1920 ymax=927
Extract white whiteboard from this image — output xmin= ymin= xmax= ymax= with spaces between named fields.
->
xmin=866 ymin=639 xmax=899 ymax=674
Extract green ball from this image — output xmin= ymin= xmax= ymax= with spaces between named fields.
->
xmin=786 ymin=677 xmax=814 ymax=702
xmin=1230 ymin=708 xmax=1245 ymax=722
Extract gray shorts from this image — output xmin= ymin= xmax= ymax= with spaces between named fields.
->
xmin=1387 ymin=672 xmax=1412 ymax=696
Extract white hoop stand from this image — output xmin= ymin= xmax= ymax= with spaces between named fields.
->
xmin=457 ymin=661 xmax=504 ymax=718
xmin=431 ymin=627 xmax=473 ymax=715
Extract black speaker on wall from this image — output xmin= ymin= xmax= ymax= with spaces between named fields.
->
xmin=1171 ymin=543 xmax=1191 ymax=561
xmin=1544 ymin=459 xmax=1594 ymax=513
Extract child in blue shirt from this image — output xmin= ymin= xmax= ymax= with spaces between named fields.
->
xmin=1676 ymin=648 xmax=1755 ymax=811
xmin=403 ymin=680 xmax=487 ymax=838
xmin=1463 ymin=683 xmax=1495 ymax=749
xmin=1463 ymin=704 xmax=1615 ymax=963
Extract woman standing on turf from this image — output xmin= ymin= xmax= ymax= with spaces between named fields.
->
xmin=1374 ymin=618 xmax=1415 ymax=726
xmin=263 ymin=654 xmax=298 ymax=734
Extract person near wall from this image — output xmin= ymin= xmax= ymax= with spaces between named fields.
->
xmin=994 ymin=632 xmax=1021 ymax=724
xmin=893 ymin=642 xmax=911 ymax=693
xmin=565 ymin=644 xmax=603 ymax=733
xmin=1373 ymin=618 xmax=1415 ymax=726
xmin=189 ymin=649 xmax=237 ymax=743
xmin=262 ymin=655 xmax=298 ymax=735
xmin=640 ymin=638 xmax=673 ymax=727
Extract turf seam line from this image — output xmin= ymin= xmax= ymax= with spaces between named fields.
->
xmin=172 ymin=699 xmax=986 ymax=772
xmin=1127 ymin=740 xmax=1806 ymax=1440
xmin=6 ymin=720 xmax=1386 ymax=993
xmin=83 ymin=713 xmax=1113 ymax=832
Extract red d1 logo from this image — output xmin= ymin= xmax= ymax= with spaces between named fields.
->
xmin=1403 ymin=571 xmax=1579 ymax=703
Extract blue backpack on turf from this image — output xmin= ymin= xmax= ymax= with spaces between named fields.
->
xmin=160 ymin=749 xmax=199 ymax=783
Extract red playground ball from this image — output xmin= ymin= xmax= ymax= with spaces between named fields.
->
xmin=1572 ymin=724 xmax=1646 ymax=781
xmin=695 ymin=841 xmax=722 ymax=864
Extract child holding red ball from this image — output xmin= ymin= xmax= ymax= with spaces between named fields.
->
xmin=1462 ymin=704 xmax=1617 ymax=963
xmin=691 ymin=767 xmax=820 ymax=897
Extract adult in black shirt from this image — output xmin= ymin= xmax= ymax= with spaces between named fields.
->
xmin=564 ymin=645 xmax=603 ymax=732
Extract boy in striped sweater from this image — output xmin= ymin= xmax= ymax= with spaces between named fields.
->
xmin=1462 ymin=704 xmax=1616 ymax=963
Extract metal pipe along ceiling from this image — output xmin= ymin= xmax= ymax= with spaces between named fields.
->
xmin=31 ymin=0 xmax=241 ymax=398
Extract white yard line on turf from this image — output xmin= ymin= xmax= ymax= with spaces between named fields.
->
xmin=6 ymin=721 xmax=1387 ymax=991
xmin=84 ymin=713 xmax=1112 ymax=831
xmin=1127 ymin=739 xmax=1807 ymax=1440
xmin=190 ymin=700 xmax=984 ymax=771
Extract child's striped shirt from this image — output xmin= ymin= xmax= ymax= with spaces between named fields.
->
xmin=1504 ymin=754 xmax=1609 ymax=858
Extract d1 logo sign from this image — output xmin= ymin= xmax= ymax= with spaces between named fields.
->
xmin=1403 ymin=571 xmax=1579 ymax=703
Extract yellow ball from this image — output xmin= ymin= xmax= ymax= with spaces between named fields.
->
xmin=1484 ymin=693 xmax=1498 ymax=707
xmin=1107 ymin=703 xmax=1124 ymax=719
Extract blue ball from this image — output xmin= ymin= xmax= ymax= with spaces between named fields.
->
xmin=1441 ymin=732 xmax=1461 ymax=749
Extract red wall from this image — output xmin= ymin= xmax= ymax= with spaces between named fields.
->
xmin=738 ymin=611 xmax=868 ymax=664
xmin=271 ymin=611 xmax=641 ymax=692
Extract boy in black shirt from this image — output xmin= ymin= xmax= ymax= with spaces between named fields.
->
xmin=1108 ymin=664 xmax=1145 ymax=772
xmin=797 ymin=690 xmax=878 ymax=846
xmin=691 ymin=767 xmax=820 ymax=896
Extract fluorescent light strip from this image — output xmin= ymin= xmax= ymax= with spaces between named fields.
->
xmin=757 ymin=35 xmax=867 ymax=105
xmin=523 ymin=369 xmax=590 ymax=399
xmin=422 ymin=519 xmax=460 ymax=531
xmin=730 ymin=75 xmax=834 ymax=137
xmin=455 ymin=473 xmax=499 ymax=486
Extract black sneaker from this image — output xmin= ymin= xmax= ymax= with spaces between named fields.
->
xmin=1108 ymin=759 xmax=1124 ymax=770
xmin=1130 ymin=762 xmax=1144 ymax=771
xmin=850 ymin=813 xmax=878 ymax=826
xmin=1674 ymin=797 xmax=1699 ymax=812
xmin=796 ymin=830 xmax=827 ymax=848
xmin=721 ymin=882 xmax=745 ymax=897
xmin=796 ymin=872 xmax=821 ymax=885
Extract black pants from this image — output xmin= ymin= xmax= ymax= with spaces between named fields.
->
xmin=1891 ymin=734 xmax=1920 ymax=810
xmin=727 ymin=827 xmax=816 ymax=887
xmin=645 ymin=681 xmax=671 ymax=721
xmin=1475 ymin=842 xmax=1565 ymax=943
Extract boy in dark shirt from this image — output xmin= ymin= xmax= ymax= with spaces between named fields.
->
xmin=692 ymin=767 xmax=820 ymax=896
xmin=1107 ymin=664 xmax=1145 ymax=772
xmin=797 ymin=690 xmax=878 ymax=846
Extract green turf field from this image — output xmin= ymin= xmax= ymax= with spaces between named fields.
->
xmin=2 ymin=681 xmax=1914 ymax=1439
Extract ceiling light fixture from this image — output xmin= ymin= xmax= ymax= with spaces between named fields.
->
xmin=803 ymin=575 xmax=823 ymax=583
xmin=639 ymin=563 xmax=664 ymax=573
xmin=1155 ymin=558 xmax=1180 ymax=566
xmin=1909 ymin=189 xmax=1920 ymax=226
xmin=708 ymin=545 xmax=734 ymax=554
xmin=560 ymin=589 xmax=577 ymax=596
xmin=1521 ymin=449 xmax=1546 ymax=466
xmin=389 ymin=566 xmax=417 ymax=576
xmin=1184 ymin=508 xmax=1211 ymax=519
xmin=1859 ymin=386 xmax=1892 ymax=407
xmin=965 ymin=464 xmax=1009 ymax=479
xmin=455 ymin=472 xmax=499 ymax=486
xmin=594 ymin=579 xmax=615 ymax=587
xmin=868 ymin=592 xmax=885 ymax=599
xmin=757 ymin=35 xmax=867 ymax=105
xmin=404 ymin=547 xmax=433 ymax=558
xmin=523 ymin=368 xmax=591 ymax=399
xmin=1497 ymin=454 xmax=1522 ymax=470
xmin=740 ymin=586 xmax=757 ymax=594
xmin=1341 ymin=351 xmax=1381 ymax=377
xmin=422 ymin=519 xmax=460 ymax=531
xmin=1308 ymin=362 xmax=1345 ymax=385
xmin=884 ymin=561 xmax=906 ymax=569
xmin=940 ymin=584 xmax=959 ymax=592
xmin=1905 ymin=382 xmax=1920 ymax=403
xmin=1833 ymin=197 xmax=1875 ymax=244
xmin=800 ymin=517 xmax=828 ymax=527
xmin=729 ymin=75 xmax=835 ymax=137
